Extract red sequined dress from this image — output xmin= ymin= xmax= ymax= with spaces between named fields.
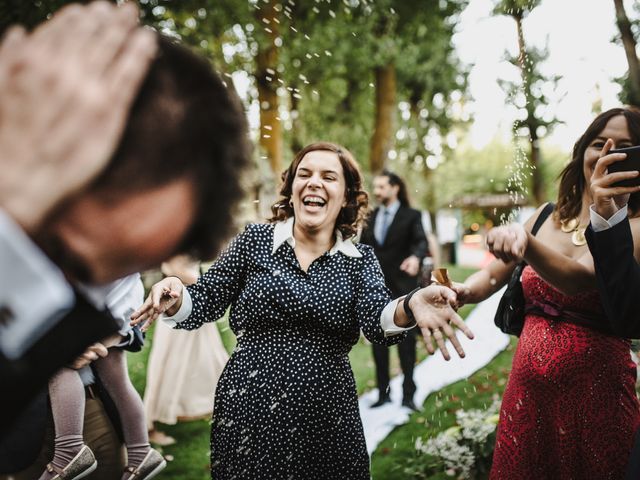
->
xmin=490 ymin=266 xmax=640 ymax=480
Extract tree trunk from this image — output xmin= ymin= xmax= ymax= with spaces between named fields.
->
xmin=255 ymin=0 xmax=283 ymax=175
xmin=339 ymin=77 xmax=358 ymax=114
xmin=614 ymin=0 xmax=640 ymax=107
xmin=514 ymin=14 xmax=544 ymax=205
xmin=514 ymin=14 xmax=527 ymax=72
xmin=528 ymin=125 xmax=544 ymax=204
xmin=290 ymin=86 xmax=304 ymax=154
xmin=369 ymin=63 xmax=397 ymax=174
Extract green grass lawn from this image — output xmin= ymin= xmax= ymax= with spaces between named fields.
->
xmin=127 ymin=264 xmax=492 ymax=479
xmin=370 ymin=340 xmax=516 ymax=479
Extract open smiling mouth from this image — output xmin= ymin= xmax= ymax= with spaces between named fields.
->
xmin=302 ymin=195 xmax=327 ymax=208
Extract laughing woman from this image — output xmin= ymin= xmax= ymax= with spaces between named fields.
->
xmin=131 ymin=142 xmax=473 ymax=480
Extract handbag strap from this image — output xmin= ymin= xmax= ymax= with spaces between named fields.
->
xmin=520 ymin=202 xmax=554 ymax=268
xmin=531 ymin=202 xmax=554 ymax=236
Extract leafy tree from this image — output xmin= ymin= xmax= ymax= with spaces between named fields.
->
xmin=8 ymin=0 xmax=471 ymax=216
xmin=393 ymin=0 xmax=470 ymax=220
xmin=494 ymin=0 xmax=560 ymax=206
xmin=613 ymin=0 xmax=640 ymax=107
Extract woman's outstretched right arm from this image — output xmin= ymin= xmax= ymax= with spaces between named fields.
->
xmin=131 ymin=225 xmax=251 ymax=331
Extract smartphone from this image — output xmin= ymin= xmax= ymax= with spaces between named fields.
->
xmin=608 ymin=145 xmax=640 ymax=188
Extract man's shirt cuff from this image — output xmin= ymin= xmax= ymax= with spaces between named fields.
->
xmin=589 ymin=204 xmax=628 ymax=232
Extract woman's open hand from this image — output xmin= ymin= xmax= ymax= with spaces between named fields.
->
xmin=409 ymin=285 xmax=475 ymax=361
xmin=0 ymin=2 xmax=157 ymax=233
xmin=130 ymin=276 xmax=184 ymax=332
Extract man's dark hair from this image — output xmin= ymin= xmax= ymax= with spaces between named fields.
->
xmin=379 ymin=170 xmax=410 ymax=207
xmin=93 ymin=34 xmax=250 ymax=260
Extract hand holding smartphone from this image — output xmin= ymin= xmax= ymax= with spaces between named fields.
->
xmin=608 ymin=145 xmax=640 ymax=187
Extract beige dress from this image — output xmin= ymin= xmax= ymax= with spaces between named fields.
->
xmin=143 ymin=320 xmax=229 ymax=429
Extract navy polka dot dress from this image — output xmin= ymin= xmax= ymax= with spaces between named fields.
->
xmin=175 ymin=222 xmax=407 ymax=479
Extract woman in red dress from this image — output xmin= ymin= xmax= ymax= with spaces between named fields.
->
xmin=452 ymin=107 xmax=640 ymax=479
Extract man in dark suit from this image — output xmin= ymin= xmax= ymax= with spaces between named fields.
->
xmin=585 ymin=132 xmax=640 ymax=480
xmin=360 ymin=170 xmax=428 ymax=410
xmin=0 ymin=2 xmax=249 ymax=430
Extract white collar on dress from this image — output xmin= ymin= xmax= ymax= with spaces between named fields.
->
xmin=272 ymin=217 xmax=362 ymax=258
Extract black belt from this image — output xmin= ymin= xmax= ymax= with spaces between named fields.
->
xmin=84 ymin=384 xmax=97 ymax=399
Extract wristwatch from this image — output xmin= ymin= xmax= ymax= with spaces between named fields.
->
xmin=402 ymin=287 xmax=422 ymax=324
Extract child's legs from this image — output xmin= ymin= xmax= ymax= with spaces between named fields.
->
xmin=49 ymin=367 xmax=85 ymax=438
xmin=94 ymin=349 xmax=149 ymax=466
xmin=38 ymin=368 xmax=87 ymax=479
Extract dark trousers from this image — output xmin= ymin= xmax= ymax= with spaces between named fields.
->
xmin=373 ymin=328 xmax=417 ymax=400
xmin=0 ymin=394 xmax=126 ymax=480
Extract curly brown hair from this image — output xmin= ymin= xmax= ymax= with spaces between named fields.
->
xmin=268 ymin=142 xmax=368 ymax=238
xmin=556 ymin=106 xmax=640 ymax=223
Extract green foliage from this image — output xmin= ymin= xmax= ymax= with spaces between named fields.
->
xmin=616 ymin=73 xmax=640 ymax=107
xmin=498 ymin=44 xmax=562 ymax=140
xmin=487 ymin=0 xmax=560 ymax=205
xmin=612 ymin=1 xmax=640 ymax=107
xmin=492 ymin=0 xmax=541 ymax=18
xmin=0 ymin=0 xmax=89 ymax=34
xmin=138 ymin=0 xmax=469 ymax=176
xmin=433 ymin=139 xmax=518 ymax=204
xmin=8 ymin=0 xmax=471 ymax=191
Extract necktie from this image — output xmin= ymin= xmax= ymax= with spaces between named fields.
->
xmin=379 ymin=208 xmax=391 ymax=245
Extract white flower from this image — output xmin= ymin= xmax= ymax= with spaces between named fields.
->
xmin=413 ymin=400 xmax=501 ymax=478
xmin=423 ymin=434 xmax=475 ymax=476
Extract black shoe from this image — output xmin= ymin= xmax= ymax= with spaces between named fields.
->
xmin=370 ymin=396 xmax=391 ymax=408
xmin=402 ymin=398 xmax=418 ymax=411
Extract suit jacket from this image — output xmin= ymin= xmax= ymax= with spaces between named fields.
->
xmin=585 ymin=218 xmax=640 ymax=338
xmin=360 ymin=205 xmax=428 ymax=297
xmin=0 ymin=293 xmax=119 ymax=435
xmin=585 ymin=217 xmax=640 ymax=480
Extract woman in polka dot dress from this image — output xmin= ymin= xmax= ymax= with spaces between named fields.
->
xmin=131 ymin=142 xmax=474 ymax=479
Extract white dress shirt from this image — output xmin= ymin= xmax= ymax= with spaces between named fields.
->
xmin=374 ymin=200 xmax=400 ymax=245
xmin=0 ymin=209 xmax=74 ymax=360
